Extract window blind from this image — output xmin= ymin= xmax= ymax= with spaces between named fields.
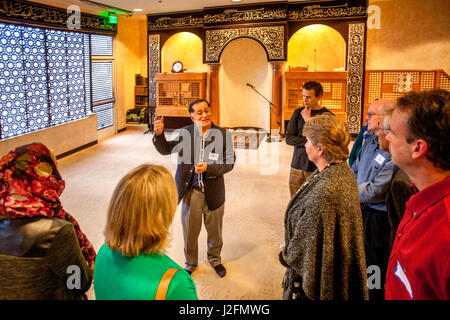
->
xmin=90 ymin=35 xmax=114 ymax=130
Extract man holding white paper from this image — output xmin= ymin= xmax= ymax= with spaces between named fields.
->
xmin=153 ymin=99 xmax=235 ymax=278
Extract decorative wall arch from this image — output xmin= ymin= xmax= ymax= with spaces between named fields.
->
xmin=287 ymin=24 xmax=346 ymax=72
xmin=205 ymin=25 xmax=285 ymax=63
xmin=288 ymin=20 xmax=349 ymax=44
xmin=161 ymin=32 xmax=205 ymax=73
xmin=148 ymin=1 xmax=368 ymax=132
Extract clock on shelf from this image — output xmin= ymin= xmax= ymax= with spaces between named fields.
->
xmin=171 ymin=61 xmax=184 ymax=73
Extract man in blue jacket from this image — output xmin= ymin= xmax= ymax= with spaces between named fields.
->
xmin=351 ymin=98 xmax=395 ymax=300
xmin=153 ymin=99 xmax=235 ymax=277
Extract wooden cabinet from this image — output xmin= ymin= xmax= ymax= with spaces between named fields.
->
xmin=135 ymin=85 xmax=148 ymax=107
xmin=155 ymin=73 xmax=207 ymax=117
xmin=284 ymin=71 xmax=347 ymax=126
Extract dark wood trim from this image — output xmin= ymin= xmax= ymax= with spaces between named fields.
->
xmin=56 ymin=140 xmax=97 ymax=159
xmin=0 ymin=0 xmax=117 ymax=34
xmin=117 ymin=127 xmax=127 ymax=133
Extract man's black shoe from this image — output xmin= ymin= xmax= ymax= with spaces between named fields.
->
xmin=213 ymin=264 xmax=226 ymax=278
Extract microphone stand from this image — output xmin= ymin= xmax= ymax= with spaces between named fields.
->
xmin=247 ymin=84 xmax=281 ymax=143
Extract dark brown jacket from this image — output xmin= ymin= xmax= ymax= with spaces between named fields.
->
xmin=0 ymin=217 xmax=92 ymax=300
xmin=386 ymin=167 xmax=413 ymax=251
xmin=153 ymin=123 xmax=235 ymax=210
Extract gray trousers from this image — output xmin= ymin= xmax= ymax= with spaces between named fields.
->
xmin=289 ymin=167 xmax=312 ymax=198
xmin=181 ymin=189 xmax=224 ymax=272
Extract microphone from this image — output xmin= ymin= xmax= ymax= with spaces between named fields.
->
xmin=246 ymin=83 xmax=254 ymax=88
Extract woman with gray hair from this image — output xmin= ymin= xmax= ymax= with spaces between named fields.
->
xmin=279 ymin=114 xmax=368 ymax=300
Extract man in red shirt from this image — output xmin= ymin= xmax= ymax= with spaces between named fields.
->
xmin=385 ymin=90 xmax=450 ymax=300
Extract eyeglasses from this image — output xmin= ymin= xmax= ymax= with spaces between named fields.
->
xmin=367 ymin=112 xmax=384 ymax=118
xmin=374 ymin=128 xmax=390 ymax=134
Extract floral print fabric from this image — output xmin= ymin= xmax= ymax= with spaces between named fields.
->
xmin=0 ymin=142 xmax=96 ymax=267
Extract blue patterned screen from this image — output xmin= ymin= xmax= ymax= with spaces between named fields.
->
xmin=0 ymin=23 xmax=89 ymax=139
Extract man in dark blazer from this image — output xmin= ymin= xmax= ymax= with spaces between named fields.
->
xmin=153 ymin=99 xmax=235 ymax=277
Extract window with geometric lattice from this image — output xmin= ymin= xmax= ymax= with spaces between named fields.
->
xmin=0 ymin=22 xmax=91 ymax=139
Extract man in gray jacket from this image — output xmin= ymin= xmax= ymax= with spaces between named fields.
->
xmin=351 ymin=98 xmax=395 ymax=300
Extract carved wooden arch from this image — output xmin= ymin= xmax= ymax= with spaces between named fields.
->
xmin=215 ymin=36 xmax=272 ymax=63
xmin=204 ymin=25 xmax=286 ymax=63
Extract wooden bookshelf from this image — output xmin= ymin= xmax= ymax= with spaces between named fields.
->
xmin=284 ymin=71 xmax=348 ymax=124
xmin=135 ymin=85 xmax=148 ymax=107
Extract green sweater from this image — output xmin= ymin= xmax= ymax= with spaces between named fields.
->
xmin=94 ymin=244 xmax=198 ymax=300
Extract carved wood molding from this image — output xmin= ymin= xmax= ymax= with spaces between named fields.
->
xmin=288 ymin=1 xmax=367 ymax=21
xmin=148 ymin=34 xmax=160 ymax=109
xmin=0 ymin=0 xmax=116 ymax=33
xmin=147 ymin=1 xmax=367 ymax=31
xmin=345 ymin=23 xmax=365 ymax=134
xmin=205 ymin=25 xmax=285 ymax=63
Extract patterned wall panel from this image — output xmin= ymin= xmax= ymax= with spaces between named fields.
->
xmin=205 ymin=25 xmax=285 ymax=63
xmin=345 ymin=23 xmax=365 ymax=134
xmin=21 ymin=26 xmax=48 ymax=133
xmin=0 ymin=22 xmax=89 ymax=139
xmin=46 ymin=29 xmax=69 ymax=126
xmin=66 ymin=33 xmax=86 ymax=121
xmin=148 ymin=34 xmax=160 ymax=129
xmin=365 ymin=70 xmax=450 ymax=106
xmin=440 ymin=73 xmax=450 ymax=91
xmin=0 ymin=24 xmax=29 ymax=137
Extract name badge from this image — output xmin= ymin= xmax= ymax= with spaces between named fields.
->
xmin=394 ymin=260 xmax=413 ymax=299
xmin=209 ymin=152 xmax=219 ymax=161
xmin=374 ymin=153 xmax=386 ymax=166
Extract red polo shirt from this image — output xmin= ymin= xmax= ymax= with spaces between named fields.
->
xmin=385 ymin=176 xmax=450 ymax=300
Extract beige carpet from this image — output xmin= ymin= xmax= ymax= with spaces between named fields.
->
xmin=58 ymin=124 xmax=294 ymax=300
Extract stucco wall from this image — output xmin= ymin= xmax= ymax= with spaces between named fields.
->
xmin=287 ymin=24 xmax=346 ymax=72
xmin=115 ymin=15 xmax=148 ymax=131
xmin=366 ymin=0 xmax=450 ymax=73
xmin=161 ymin=32 xmax=207 ymax=73
xmin=220 ymin=38 xmax=272 ymax=130
xmin=0 ymin=115 xmax=98 ymax=158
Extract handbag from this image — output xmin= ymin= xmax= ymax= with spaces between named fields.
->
xmin=155 ymin=268 xmax=180 ymax=300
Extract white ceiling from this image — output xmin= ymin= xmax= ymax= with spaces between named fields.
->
xmin=31 ymin=0 xmax=303 ymax=15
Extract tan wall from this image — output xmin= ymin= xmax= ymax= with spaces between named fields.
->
xmin=115 ymin=15 xmax=148 ymax=131
xmin=367 ymin=0 xmax=450 ymax=73
xmin=287 ymin=24 xmax=346 ymax=72
xmin=220 ymin=38 xmax=272 ymax=130
xmin=0 ymin=116 xmax=98 ymax=158
xmin=161 ymin=32 xmax=207 ymax=73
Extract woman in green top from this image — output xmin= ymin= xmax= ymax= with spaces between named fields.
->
xmin=94 ymin=164 xmax=198 ymax=300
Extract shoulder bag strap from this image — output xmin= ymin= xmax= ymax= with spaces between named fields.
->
xmin=155 ymin=268 xmax=180 ymax=300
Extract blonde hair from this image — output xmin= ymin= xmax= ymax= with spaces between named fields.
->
xmin=104 ymin=164 xmax=178 ymax=257
xmin=303 ymin=114 xmax=350 ymax=163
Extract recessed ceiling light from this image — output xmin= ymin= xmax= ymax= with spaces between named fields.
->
xmin=133 ymin=8 xmax=143 ymax=12
xmin=232 ymin=0 xmax=242 ymax=2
